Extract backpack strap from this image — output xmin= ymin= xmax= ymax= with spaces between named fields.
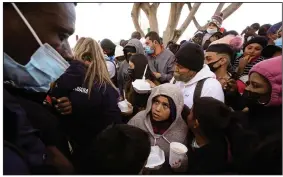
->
xmin=106 ymin=59 xmax=118 ymax=86
xmin=193 ymin=78 xmax=207 ymax=103
xmin=106 ymin=59 xmax=117 ymax=71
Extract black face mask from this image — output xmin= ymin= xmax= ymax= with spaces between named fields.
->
xmin=208 ymin=59 xmax=222 ymax=72
xmin=242 ymin=90 xmax=268 ymax=109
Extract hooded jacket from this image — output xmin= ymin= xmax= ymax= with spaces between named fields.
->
xmin=49 ymin=60 xmax=122 ymax=150
xmin=171 ymin=64 xmax=224 ymax=108
xmin=229 ymin=57 xmax=282 ymax=170
xmin=125 ymin=54 xmax=152 ymax=114
xmin=249 ymin=56 xmax=282 ymax=107
xmin=128 ymin=83 xmax=188 ymax=173
xmin=125 ymin=39 xmax=145 ymax=55
xmin=117 ymin=39 xmax=146 ymax=96
xmin=246 ymin=56 xmax=282 ymax=139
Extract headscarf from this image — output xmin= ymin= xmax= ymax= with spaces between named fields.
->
xmin=129 ymin=54 xmax=149 ymax=81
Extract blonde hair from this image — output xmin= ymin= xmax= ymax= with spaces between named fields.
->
xmin=73 ymin=37 xmax=116 ymax=98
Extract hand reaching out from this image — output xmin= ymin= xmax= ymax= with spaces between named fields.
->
xmin=52 ymin=97 xmax=72 ymax=115
xmin=171 ymin=159 xmax=182 ymax=169
xmin=153 ymin=72 xmax=161 ymax=79
xmin=224 ymin=79 xmax=238 ymax=93
xmin=146 ymin=80 xmax=156 ymax=88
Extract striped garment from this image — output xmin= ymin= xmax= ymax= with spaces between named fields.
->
xmin=233 ymin=56 xmax=265 ymax=77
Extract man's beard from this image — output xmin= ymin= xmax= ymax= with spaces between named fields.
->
xmin=174 ymin=72 xmax=192 ymax=83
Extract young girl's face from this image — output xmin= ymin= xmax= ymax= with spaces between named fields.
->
xmin=244 ymin=43 xmax=263 ymax=59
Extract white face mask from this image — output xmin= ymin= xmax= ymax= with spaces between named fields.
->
xmin=207 ymin=28 xmax=218 ymax=34
xmin=4 ymin=3 xmax=70 ymax=93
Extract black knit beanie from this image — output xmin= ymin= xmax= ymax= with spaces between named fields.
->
xmin=175 ymin=42 xmax=204 ymax=72
xmin=243 ymin=36 xmax=268 ymax=51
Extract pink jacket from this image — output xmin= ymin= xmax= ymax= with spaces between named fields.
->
xmin=249 ymin=56 xmax=282 ymax=106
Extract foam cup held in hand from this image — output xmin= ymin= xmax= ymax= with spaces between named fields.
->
xmin=118 ymin=100 xmax=132 ymax=113
xmin=169 ymin=142 xmax=188 ymax=167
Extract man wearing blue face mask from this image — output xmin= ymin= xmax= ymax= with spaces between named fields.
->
xmin=4 ymin=3 xmax=76 ymax=174
xmin=190 ymin=13 xmax=223 ymax=50
xmin=266 ymin=22 xmax=282 ymax=45
xmin=261 ymin=26 xmax=282 ymax=59
xmin=144 ymin=31 xmax=176 ymax=85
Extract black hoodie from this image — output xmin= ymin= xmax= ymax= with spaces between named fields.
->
xmin=49 ymin=60 xmax=122 ymax=151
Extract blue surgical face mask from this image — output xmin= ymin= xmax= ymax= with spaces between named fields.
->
xmin=3 ymin=3 xmax=70 ymax=93
xmin=145 ymin=46 xmax=154 ymax=55
xmin=108 ymin=56 xmax=115 ymax=62
xmin=236 ymin=50 xmax=243 ymax=58
xmin=207 ymin=28 xmax=218 ymax=34
xmin=274 ymin=37 xmax=282 ymax=48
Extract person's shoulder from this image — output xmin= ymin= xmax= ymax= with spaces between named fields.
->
xmin=163 ymin=49 xmax=175 ymax=56
xmin=67 ymin=60 xmax=87 ymax=74
xmin=257 ymin=56 xmax=265 ymax=62
xmin=202 ymin=77 xmax=223 ymax=91
xmin=194 ymin=30 xmax=206 ymax=35
xmin=106 ymin=61 xmax=116 ymax=78
xmin=161 ymin=49 xmax=175 ymax=61
xmin=101 ymin=84 xmax=119 ymax=96
xmin=128 ymin=111 xmax=146 ymax=126
xmin=134 ymin=53 xmax=147 ymax=58
xmin=205 ymin=77 xmax=222 ymax=86
xmin=201 ymin=78 xmax=225 ymax=102
xmin=57 ymin=60 xmax=87 ymax=87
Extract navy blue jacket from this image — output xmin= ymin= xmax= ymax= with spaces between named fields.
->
xmin=3 ymin=88 xmax=50 ymax=174
xmin=49 ymin=60 xmax=122 ymax=149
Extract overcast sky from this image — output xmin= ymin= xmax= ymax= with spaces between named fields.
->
xmin=68 ymin=3 xmax=282 ymax=47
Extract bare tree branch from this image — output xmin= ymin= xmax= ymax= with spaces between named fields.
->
xmin=166 ymin=3 xmax=185 ymax=32
xmin=189 ymin=3 xmax=241 ymax=31
xmin=131 ymin=3 xmax=145 ymax=37
xmin=163 ymin=3 xmax=185 ymax=44
xmin=151 ymin=3 xmax=160 ymax=9
xmin=187 ymin=3 xmax=204 ymax=31
xmin=140 ymin=3 xmax=150 ymax=17
xmin=221 ymin=3 xmax=243 ymax=20
xmin=148 ymin=8 xmax=159 ymax=33
xmin=214 ymin=3 xmax=225 ymax=14
xmin=139 ymin=3 xmax=159 ymax=33
xmin=176 ymin=3 xmax=201 ymax=38
xmin=131 ymin=2 xmax=242 ymax=45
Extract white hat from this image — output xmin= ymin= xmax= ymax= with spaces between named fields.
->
xmin=115 ymin=45 xmax=124 ymax=58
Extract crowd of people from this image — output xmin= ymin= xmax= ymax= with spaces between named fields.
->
xmin=3 ymin=2 xmax=282 ymax=175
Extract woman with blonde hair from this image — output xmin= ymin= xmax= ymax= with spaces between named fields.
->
xmin=49 ymin=37 xmax=122 ymax=164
